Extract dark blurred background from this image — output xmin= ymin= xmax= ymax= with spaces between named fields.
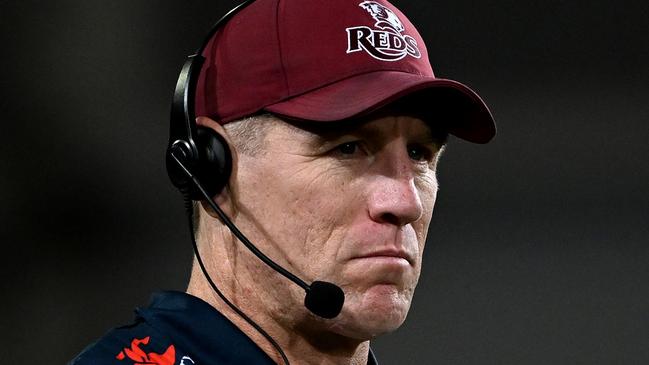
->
xmin=2 ymin=0 xmax=648 ymax=363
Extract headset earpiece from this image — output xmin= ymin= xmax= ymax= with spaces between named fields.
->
xmin=194 ymin=126 xmax=232 ymax=199
xmin=166 ymin=127 xmax=232 ymax=201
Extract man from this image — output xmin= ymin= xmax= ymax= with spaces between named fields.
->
xmin=70 ymin=0 xmax=495 ymax=364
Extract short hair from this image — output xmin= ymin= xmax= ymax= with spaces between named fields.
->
xmin=192 ymin=113 xmax=277 ymax=234
xmin=223 ymin=113 xmax=278 ymax=156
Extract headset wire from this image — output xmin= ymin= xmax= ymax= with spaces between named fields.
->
xmin=182 ymin=194 xmax=290 ymax=365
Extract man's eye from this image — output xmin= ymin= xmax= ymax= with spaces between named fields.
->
xmin=408 ymin=145 xmax=432 ymax=161
xmin=337 ymin=142 xmax=359 ymax=155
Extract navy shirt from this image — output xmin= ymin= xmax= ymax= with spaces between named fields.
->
xmin=70 ymin=291 xmax=378 ymax=365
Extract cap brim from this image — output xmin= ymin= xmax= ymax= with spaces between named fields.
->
xmin=265 ymin=71 xmax=496 ymax=144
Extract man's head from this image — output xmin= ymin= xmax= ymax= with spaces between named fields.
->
xmin=178 ymin=0 xmax=495 ymax=345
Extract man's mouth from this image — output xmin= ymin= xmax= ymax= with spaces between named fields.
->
xmin=351 ymin=248 xmax=413 ymax=266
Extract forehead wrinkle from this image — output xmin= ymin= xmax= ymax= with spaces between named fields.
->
xmin=284 ymin=117 xmax=366 ymax=140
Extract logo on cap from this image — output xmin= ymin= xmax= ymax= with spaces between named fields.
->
xmin=346 ymin=1 xmax=421 ymax=61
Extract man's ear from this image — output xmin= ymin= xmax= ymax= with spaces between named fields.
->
xmin=195 ymin=116 xmax=238 ymax=218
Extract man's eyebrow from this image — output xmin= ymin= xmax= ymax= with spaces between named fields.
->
xmin=286 ymin=118 xmax=366 ymax=140
xmin=285 ymin=116 xmax=449 ymax=146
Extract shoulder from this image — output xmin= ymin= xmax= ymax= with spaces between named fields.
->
xmin=69 ymin=322 xmax=178 ymax=365
xmin=68 ymin=291 xmax=272 ymax=365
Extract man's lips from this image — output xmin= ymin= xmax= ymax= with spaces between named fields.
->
xmin=350 ymin=248 xmax=414 ymax=265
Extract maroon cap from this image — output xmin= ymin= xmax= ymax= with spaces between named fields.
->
xmin=195 ymin=0 xmax=496 ymax=143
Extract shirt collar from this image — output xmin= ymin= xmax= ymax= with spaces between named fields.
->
xmin=137 ymin=291 xmax=378 ymax=364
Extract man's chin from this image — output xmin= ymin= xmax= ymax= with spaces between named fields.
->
xmin=330 ymin=285 xmax=412 ymax=339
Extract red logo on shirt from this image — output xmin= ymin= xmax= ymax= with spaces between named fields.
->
xmin=116 ymin=336 xmax=175 ymax=365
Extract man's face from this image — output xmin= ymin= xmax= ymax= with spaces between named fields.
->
xmin=229 ymin=112 xmax=444 ymax=340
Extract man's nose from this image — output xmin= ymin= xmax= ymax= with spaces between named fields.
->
xmin=367 ymin=168 xmax=423 ymax=227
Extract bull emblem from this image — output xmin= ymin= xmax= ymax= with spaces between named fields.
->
xmin=359 ymin=1 xmax=405 ymax=33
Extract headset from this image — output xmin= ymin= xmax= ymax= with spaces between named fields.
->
xmin=165 ymin=1 xmax=345 ymax=363
xmin=165 ymin=0 xmax=255 ymax=200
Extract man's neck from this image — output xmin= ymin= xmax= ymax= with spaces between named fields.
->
xmin=186 ymin=265 xmax=371 ymax=365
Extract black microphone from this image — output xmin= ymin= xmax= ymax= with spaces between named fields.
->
xmin=170 ymin=151 xmax=345 ymax=319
